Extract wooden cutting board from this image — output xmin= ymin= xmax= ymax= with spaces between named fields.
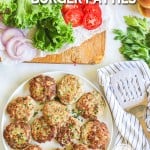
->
xmin=31 ymin=32 xmax=106 ymax=64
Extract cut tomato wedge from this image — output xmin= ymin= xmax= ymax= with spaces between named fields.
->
xmin=83 ymin=12 xmax=102 ymax=30
xmin=83 ymin=4 xmax=101 ymax=15
xmin=64 ymin=9 xmax=84 ymax=27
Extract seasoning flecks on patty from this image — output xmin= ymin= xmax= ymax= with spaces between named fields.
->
xmin=7 ymin=96 xmax=35 ymax=122
xmin=24 ymin=144 xmax=42 ymax=150
xmin=76 ymin=91 xmax=105 ymax=119
xmin=43 ymin=100 xmax=69 ymax=126
xmin=81 ymin=120 xmax=110 ymax=149
xmin=4 ymin=122 xmax=31 ymax=149
xmin=29 ymin=75 xmax=56 ymax=102
xmin=57 ymin=74 xmax=83 ymax=105
xmin=31 ymin=117 xmax=56 ymax=143
xmin=56 ymin=117 xmax=81 ymax=146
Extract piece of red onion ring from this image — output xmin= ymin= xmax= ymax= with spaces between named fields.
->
xmin=6 ymin=36 xmax=37 ymax=61
xmin=0 ymin=22 xmax=7 ymax=30
xmin=0 ymin=33 xmax=5 ymax=51
xmin=1 ymin=28 xmax=24 ymax=46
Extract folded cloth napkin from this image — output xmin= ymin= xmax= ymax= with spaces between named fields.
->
xmin=97 ymin=61 xmax=150 ymax=150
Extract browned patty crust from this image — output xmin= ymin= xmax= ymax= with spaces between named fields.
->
xmin=70 ymin=143 xmax=89 ymax=150
xmin=56 ymin=117 xmax=81 ymax=146
xmin=29 ymin=75 xmax=56 ymax=102
xmin=81 ymin=120 xmax=110 ymax=149
xmin=7 ymin=96 xmax=35 ymax=122
xmin=43 ymin=100 xmax=69 ymax=126
xmin=76 ymin=91 xmax=105 ymax=119
xmin=31 ymin=117 xmax=55 ymax=143
xmin=57 ymin=74 xmax=83 ymax=105
xmin=24 ymin=144 xmax=42 ymax=150
xmin=4 ymin=122 xmax=31 ymax=149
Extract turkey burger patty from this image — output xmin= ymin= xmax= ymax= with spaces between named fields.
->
xmin=4 ymin=121 xmax=31 ymax=149
xmin=57 ymin=74 xmax=83 ymax=105
xmin=81 ymin=120 xmax=110 ymax=149
xmin=31 ymin=116 xmax=56 ymax=143
xmin=29 ymin=75 xmax=56 ymax=102
xmin=7 ymin=96 xmax=35 ymax=122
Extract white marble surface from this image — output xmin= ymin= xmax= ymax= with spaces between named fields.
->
xmin=0 ymin=3 xmax=145 ymax=150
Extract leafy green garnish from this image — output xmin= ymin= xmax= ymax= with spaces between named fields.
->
xmin=0 ymin=0 xmax=74 ymax=52
xmin=34 ymin=15 xmax=74 ymax=52
xmin=33 ymin=111 xmax=38 ymax=117
xmin=0 ymin=0 xmax=61 ymax=28
xmin=113 ymin=16 xmax=150 ymax=66
xmin=0 ymin=0 xmax=17 ymax=27
xmin=72 ymin=109 xmax=82 ymax=118
xmin=0 ymin=0 xmax=17 ymax=14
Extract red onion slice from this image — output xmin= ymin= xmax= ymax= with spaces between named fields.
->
xmin=0 ymin=33 xmax=5 ymax=51
xmin=6 ymin=36 xmax=37 ymax=61
xmin=6 ymin=36 xmax=26 ymax=59
xmin=1 ymin=28 xmax=24 ymax=46
xmin=16 ymin=44 xmax=37 ymax=61
xmin=0 ymin=22 xmax=7 ymax=30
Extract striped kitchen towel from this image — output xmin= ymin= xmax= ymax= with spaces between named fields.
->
xmin=97 ymin=61 xmax=150 ymax=150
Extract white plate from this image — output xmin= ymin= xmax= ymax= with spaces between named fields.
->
xmin=1 ymin=71 xmax=114 ymax=150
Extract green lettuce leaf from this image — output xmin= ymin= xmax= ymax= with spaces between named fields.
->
xmin=0 ymin=0 xmax=17 ymax=14
xmin=34 ymin=15 xmax=74 ymax=52
xmin=0 ymin=0 xmax=17 ymax=27
xmin=0 ymin=0 xmax=62 ymax=29
xmin=15 ymin=1 xmax=62 ymax=28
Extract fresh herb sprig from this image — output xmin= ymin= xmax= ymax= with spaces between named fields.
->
xmin=113 ymin=16 xmax=150 ymax=66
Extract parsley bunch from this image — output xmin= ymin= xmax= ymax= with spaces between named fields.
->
xmin=113 ymin=16 xmax=150 ymax=66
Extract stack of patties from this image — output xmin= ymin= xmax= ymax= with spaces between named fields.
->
xmin=138 ymin=0 xmax=150 ymax=17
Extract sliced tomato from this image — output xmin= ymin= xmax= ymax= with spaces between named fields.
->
xmin=89 ymin=0 xmax=99 ymax=5
xmin=83 ymin=4 xmax=101 ymax=15
xmin=78 ymin=0 xmax=86 ymax=4
xmin=61 ymin=4 xmax=81 ymax=14
xmin=64 ymin=9 xmax=84 ymax=27
xmin=78 ymin=0 xmax=96 ymax=5
xmin=83 ymin=12 xmax=102 ymax=30
xmin=77 ymin=0 xmax=86 ymax=8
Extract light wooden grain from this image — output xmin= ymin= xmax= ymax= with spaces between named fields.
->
xmin=31 ymin=32 xmax=106 ymax=64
